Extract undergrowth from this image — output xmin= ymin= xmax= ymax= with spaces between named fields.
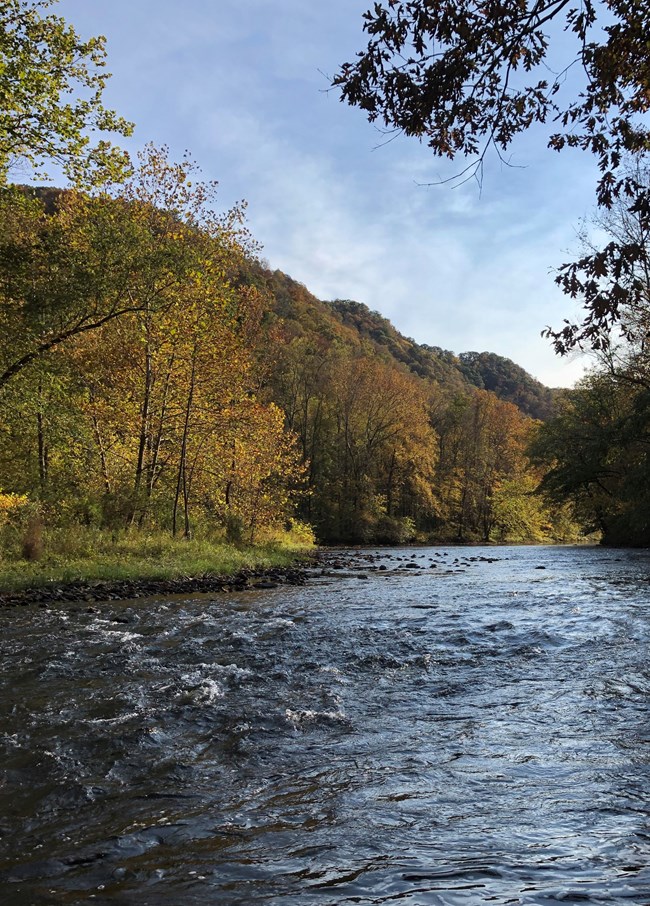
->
xmin=0 ymin=524 xmax=315 ymax=592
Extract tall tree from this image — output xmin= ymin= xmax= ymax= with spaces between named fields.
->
xmin=318 ymin=354 xmax=437 ymax=541
xmin=432 ymin=390 xmax=536 ymax=540
xmin=0 ymin=143 xmax=306 ymax=540
xmin=529 ymin=373 xmax=650 ymax=543
xmin=572 ymin=158 xmax=650 ymax=377
xmin=531 ymin=163 xmax=650 ymax=545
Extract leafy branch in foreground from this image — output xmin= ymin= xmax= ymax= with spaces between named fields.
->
xmin=0 ymin=0 xmax=133 ymax=185
xmin=334 ymin=0 xmax=650 ymax=352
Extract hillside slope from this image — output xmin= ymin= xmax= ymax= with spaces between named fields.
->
xmin=246 ymin=264 xmax=559 ymax=420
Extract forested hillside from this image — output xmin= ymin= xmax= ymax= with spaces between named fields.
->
xmin=226 ymin=264 xmax=576 ymax=543
xmin=242 ymin=264 xmax=559 ymax=419
xmin=4 ymin=0 xmax=650 ymax=589
xmin=457 ymin=352 xmax=558 ymax=421
xmin=0 ymin=162 xmax=307 ymax=557
xmin=0 ymin=176 xmax=580 ymax=551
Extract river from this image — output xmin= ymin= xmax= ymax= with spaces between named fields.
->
xmin=1 ymin=545 xmax=650 ymax=904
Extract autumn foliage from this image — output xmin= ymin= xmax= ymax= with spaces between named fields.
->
xmin=0 ymin=0 xmax=589 ymax=556
xmin=0 ymin=143 xmax=577 ymax=549
xmin=0 ymin=147 xmax=305 ymax=546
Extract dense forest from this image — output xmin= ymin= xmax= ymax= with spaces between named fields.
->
xmin=2 ymin=0 xmax=650 ymax=562
xmin=0 ymin=161 xmax=305 ymax=551
xmin=0 ymin=157 xmax=582 ymax=552
xmin=237 ymin=263 xmax=576 ymax=543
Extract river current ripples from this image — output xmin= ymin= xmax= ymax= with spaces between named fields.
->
xmin=1 ymin=545 xmax=650 ymax=904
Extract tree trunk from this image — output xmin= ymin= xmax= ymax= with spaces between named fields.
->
xmin=172 ymin=345 xmax=197 ymax=538
xmin=131 ymin=322 xmax=153 ymax=525
xmin=91 ymin=413 xmax=112 ymax=496
xmin=37 ymin=411 xmax=47 ymax=493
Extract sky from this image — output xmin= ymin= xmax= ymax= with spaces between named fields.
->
xmin=49 ymin=0 xmax=597 ymax=387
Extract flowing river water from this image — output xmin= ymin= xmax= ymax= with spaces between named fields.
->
xmin=2 ymin=545 xmax=650 ymax=905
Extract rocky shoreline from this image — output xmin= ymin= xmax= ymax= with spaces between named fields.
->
xmin=0 ymin=563 xmax=313 ymax=609
xmin=0 ymin=548 xmax=510 ymax=608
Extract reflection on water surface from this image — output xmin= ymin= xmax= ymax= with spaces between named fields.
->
xmin=1 ymin=545 xmax=650 ymax=904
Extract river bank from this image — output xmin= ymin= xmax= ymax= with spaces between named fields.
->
xmin=0 ymin=529 xmax=315 ymax=604
xmin=0 ymin=546 xmax=532 ymax=607
xmin=0 ymin=546 xmax=502 ymax=607
xmin=0 ymin=562 xmax=314 ymax=608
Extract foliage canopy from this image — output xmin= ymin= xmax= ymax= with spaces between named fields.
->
xmin=0 ymin=0 xmax=581 ymax=551
xmin=0 ymin=0 xmax=132 ymax=184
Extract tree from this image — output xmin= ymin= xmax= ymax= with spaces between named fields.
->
xmin=323 ymin=354 xmax=437 ymax=540
xmin=334 ymin=0 xmax=650 ymax=352
xmin=0 ymin=146 xmax=253 ymax=391
xmin=0 ymin=0 xmax=132 ymax=185
xmin=0 ymin=157 xmax=306 ymax=540
xmin=571 ymin=157 xmax=650 ymax=378
xmin=0 ymin=186 xmax=170 ymax=389
xmin=66 ymin=277 xmax=302 ymax=537
xmin=527 ymin=164 xmax=650 ymax=546
xmin=529 ymin=372 xmax=650 ymax=543
xmin=430 ymin=389 xmax=537 ymax=540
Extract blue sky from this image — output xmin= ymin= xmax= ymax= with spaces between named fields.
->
xmin=51 ymin=0 xmax=596 ymax=387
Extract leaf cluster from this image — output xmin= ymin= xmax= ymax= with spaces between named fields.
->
xmin=0 ymin=0 xmax=133 ymax=185
xmin=335 ymin=0 xmax=650 ymax=350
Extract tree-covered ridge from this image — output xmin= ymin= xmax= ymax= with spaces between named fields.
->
xmin=332 ymin=299 xmax=560 ymax=420
xmin=329 ymin=298 xmax=470 ymax=393
xmin=222 ymin=267 xmax=576 ymax=544
xmin=245 ymin=269 xmax=560 ymax=421
xmin=10 ymin=0 xmax=650 ymax=571
xmin=0 ymin=0 xmax=593 ymax=554
xmin=457 ymin=352 xmax=558 ymax=421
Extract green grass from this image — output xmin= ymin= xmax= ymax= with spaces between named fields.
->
xmin=0 ymin=527 xmax=314 ymax=592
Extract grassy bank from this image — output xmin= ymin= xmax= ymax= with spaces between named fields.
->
xmin=0 ymin=527 xmax=315 ymax=593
